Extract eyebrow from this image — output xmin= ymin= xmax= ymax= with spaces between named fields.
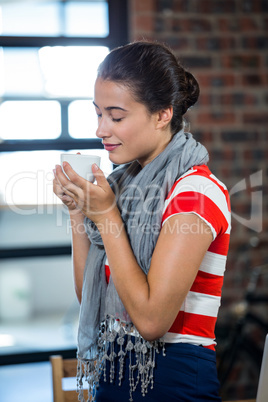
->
xmin=93 ymin=101 xmax=128 ymax=112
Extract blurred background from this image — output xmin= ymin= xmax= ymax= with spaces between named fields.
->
xmin=0 ymin=1 xmax=267 ymax=401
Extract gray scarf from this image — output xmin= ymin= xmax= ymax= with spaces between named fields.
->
xmin=77 ymin=130 xmax=209 ymax=401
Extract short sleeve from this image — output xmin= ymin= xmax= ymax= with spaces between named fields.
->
xmin=162 ymin=166 xmax=231 ymax=240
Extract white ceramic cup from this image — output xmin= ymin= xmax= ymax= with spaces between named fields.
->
xmin=60 ymin=153 xmax=101 ymax=182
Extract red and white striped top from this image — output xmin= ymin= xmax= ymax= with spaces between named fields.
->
xmin=161 ymin=165 xmax=231 ymax=350
xmin=105 ymin=165 xmax=231 ymax=350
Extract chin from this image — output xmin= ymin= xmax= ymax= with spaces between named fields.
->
xmin=108 ymin=154 xmax=135 ymax=166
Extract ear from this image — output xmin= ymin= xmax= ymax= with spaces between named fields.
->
xmin=155 ymin=106 xmax=173 ymax=130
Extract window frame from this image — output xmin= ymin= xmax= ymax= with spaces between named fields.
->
xmin=0 ymin=0 xmax=129 ymax=152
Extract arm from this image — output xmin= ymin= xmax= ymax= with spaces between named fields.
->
xmin=54 ymin=163 xmax=213 ymax=340
xmin=96 ymin=211 xmax=212 ymax=341
xmin=53 ymin=169 xmax=90 ymax=303
xmin=69 ymin=210 xmax=90 ymax=303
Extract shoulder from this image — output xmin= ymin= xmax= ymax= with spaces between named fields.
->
xmin=167 ymin=165 xmax=229 ymax=198
xmin=162 ymin=165 xmax=231 ymax=239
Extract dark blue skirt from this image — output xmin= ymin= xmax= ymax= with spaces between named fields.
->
xmin=95 ymin=340 xmax=221 ymax=402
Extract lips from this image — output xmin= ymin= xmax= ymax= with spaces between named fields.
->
xmin=103 ymin=143 xmax=121 ymax=152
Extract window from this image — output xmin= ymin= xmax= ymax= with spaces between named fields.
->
xmin=0 ymin=101 xmax=61 ymax=140
xmin=0 ymin=1 xmax=109 ymax=37
xmin=0 ymin=0 xmax=129 ymax=205
xmin=68 ymin=101 xmax=98 ymax=139
xmin=0 ymin=1 xmax=128 ymax=362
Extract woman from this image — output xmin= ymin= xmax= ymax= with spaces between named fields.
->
xmin=53 ymin=41 xmax=231 ymax=401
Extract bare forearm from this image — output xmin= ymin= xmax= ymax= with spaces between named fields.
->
xmin=70 ymin=210 xmax=90 ymax=303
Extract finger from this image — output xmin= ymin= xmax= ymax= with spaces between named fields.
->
xmin=56 ymin=163 xmax=78 ymax=190
xmin=54 ymin=164 xmax=69 ymax=187
xmin=53 ymin=166 xmax=64 ymax=188
xmin=53 ymin=167 xmax=65 ymax=194
xmin=55 ymin=165 xmax=78 ymax=197
xmin=91 ymin=164 xmax=108 ymax=188
xmin=62 ymin=161 xmax=87 ymax=188
xmin=53 ymin=167 xmax=77 ymax=208
xmin=53 ymin=169 xmax=60 ymax=189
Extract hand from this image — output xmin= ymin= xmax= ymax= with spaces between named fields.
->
xmin=53 ymin=167 xmax=78 ymax=211
xmin=53 ymin=162 xmax=118 ymax=224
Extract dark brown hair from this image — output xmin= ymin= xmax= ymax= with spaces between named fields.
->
xmin=97 ymin=41 xmax=200 ymax=134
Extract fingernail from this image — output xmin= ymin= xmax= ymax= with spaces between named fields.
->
xmin=93 ymin=163 xmax=99 ymax=170
xmin=53 ymin=169 xmax=56 ymax=177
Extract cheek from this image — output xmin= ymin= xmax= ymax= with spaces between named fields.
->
xmin=118 ymin=116 xmax=152 ymax=146
xmin=116 ymin=123 xmax=135 ymax=142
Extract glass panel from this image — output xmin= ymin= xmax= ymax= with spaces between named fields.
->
xmin=0 ymin=257 xmax=78 ymax=363
xmin=0 ymin=151 xmax=61 ymax=206
xmin=0 ymin=48 xmax=4 ymax=95
xmin=0 ymin=1 xmax=109 ymax=37
xmin=68 ymin=100 xmax=98 ymax=139
xmin=0 ymin=46 xmax=108 ymax=97
xmin=0 ymin=101 xmax=61 ymax=140
xmin=0 ymin=150 xmax=112 ymax=205
xmin=65 ymin=1 xmax=109 ymax=37
xmin=39 ymin=46 xmax=109 ymax=97
xmin=0 ymin=2 xmax=61 ymax=36
xmin=0 ymin=48 xmax=44 ymax=96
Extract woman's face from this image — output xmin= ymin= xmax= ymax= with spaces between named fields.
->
xmin=93 ymin=78 xmax=172 ymax=167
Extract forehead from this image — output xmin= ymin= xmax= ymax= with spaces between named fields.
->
xmin=94 ymin=78 xmax=135 ymax=107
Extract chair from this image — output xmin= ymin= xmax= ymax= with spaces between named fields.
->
xmin=50 ymin=355 xmax=87 ymax=402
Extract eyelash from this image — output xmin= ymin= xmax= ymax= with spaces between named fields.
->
xmin=96 ymin=114 xmax=123 ymax=123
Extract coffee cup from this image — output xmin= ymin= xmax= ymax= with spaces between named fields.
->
xmin=60 ymin=153 xmax=101 ymax=182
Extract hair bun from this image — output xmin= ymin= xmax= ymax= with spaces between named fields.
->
xmin=181 ymin=71 xmax=200 ymax=115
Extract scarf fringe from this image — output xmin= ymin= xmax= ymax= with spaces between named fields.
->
xmin=77 ymin=316 xmax=165 ymax=402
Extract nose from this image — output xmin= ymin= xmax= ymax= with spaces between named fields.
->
xmin=96 ymin=117 xmax=112 ymax=139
